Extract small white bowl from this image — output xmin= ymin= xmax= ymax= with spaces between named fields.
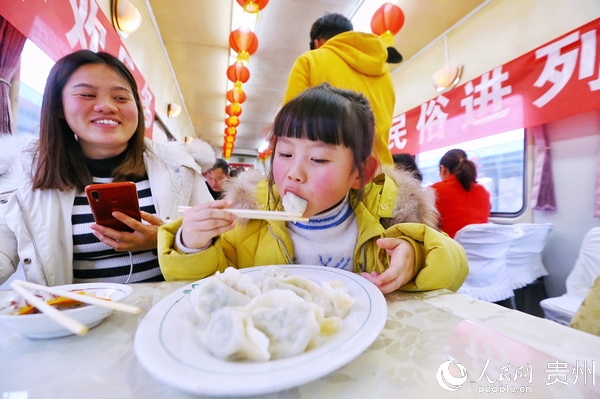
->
xmin=0 ymin=283 xmax=133 ymax=339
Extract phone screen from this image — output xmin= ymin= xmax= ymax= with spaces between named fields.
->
xmin=85 ymin=182 xmax=142 ymax=232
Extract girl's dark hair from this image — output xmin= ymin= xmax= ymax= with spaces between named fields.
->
xmin=267 ymin=83 xmax=374 ymax=200
xmin=439 ymin=149 xmax=478 ymax=191
xmin=33 ymin=50 xmax=146 ymax=191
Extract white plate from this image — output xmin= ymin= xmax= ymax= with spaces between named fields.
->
xmin=0 ymin=283 xmax=132 ymax=339
xmin=134 ymin=265 xmax=387 ymax=396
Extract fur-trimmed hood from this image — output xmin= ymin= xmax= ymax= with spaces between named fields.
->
xmin=222 ymin=166 xmax=440 ymax=229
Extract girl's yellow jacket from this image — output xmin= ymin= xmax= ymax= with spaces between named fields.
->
xmin=158 ymin=169 xmax=468 ymax=292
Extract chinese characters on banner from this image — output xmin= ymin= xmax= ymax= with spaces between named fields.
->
xmin=390 ymin=18 xmax=600 ymax=155
xmin=0 ymin=0 xmax=155 ymax=138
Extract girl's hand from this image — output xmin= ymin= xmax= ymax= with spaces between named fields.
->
xmin=360 ymin=238 xmax=415 ymax=294
xmin=180 ymin=200 xmax=237 ymax=249
xmin=90 ymin=211 xmax=164 ymax=252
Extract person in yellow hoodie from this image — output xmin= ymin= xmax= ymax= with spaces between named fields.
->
xmin=158 ymin=84 xmax=468 ymax=294
xmin=283 ymin=13 xmax=396 ymax=167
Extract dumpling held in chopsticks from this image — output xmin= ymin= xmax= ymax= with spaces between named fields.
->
xmin=282 ymin=192 xmax=308 ymax=214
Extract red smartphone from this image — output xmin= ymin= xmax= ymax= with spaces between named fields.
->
xmin=85 ymin=182 xmax=141 ymax=232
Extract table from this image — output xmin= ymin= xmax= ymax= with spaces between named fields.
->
xmin=1 ymin=282 xmax=599 ymax=398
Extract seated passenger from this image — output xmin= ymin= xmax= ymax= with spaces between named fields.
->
xmin=0 ymin=50 xmax=214 ymax=286
xmin=158 ymin=83 xmax=468 ymax=294
xmin=431 ymin=149 xmax=491 ymax=238
xmin=392 ymin=153 xmax=423 ymax=182
xmin=204 ymin=158 xmax=230 ymax=200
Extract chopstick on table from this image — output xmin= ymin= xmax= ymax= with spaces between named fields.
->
xmin=11 ymin=280 xmax=141 ymax=315
xmin=177 ymin=206 xmax=309 ymax=222
xmin=10 ymin=281 xmax=89 ymax=336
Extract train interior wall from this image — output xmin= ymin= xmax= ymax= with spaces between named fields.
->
xmin=535 ymin=110 xmax=600 ymax=298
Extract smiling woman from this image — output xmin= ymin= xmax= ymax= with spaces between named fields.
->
xmin=0 ymin=49 xmax=215 ymax=287
xmin=61 ymin=64 xmax=140 ymax=160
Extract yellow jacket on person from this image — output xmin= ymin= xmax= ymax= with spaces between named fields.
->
xmin=282 ymin=31 xmax=395 ymax=166
xmin=158 ymin=169 xmax=468 ymax=292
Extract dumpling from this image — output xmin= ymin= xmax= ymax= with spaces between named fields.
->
xmin=282 ymin=192 xmax=308 ymax=214
xmin=249 ymin=301 xmax=323 ymax=359
xmin=260 ymin=266 xmax=289 ymax=279
xmin=214 ymin=267 xmax=261 ymax=298
xmin=189 ymin=278 xmax=254 ymax=325
xmin=261 ymin=275 xmax=322 ymax=302
xmin=316 ymin=280 xmax=355 ymax=318
xmin=246 ymin=289 xmax=305 ymax=310
xmin=203 ymin=306 xmax=270 ymax=362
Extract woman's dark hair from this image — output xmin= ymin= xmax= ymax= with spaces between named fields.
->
xmin=267 ymin=83 xmax=374 ymax=201
xmin=439 ymin=148 xmax=478 ymax=191
xmin=33 ymin=50 xmax=146 ymax=191
xmin=392 ymin=153 xmax=423 ymax=181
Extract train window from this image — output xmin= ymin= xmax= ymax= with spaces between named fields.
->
xmin=416 ymin=128 xmax=526 ymax=217
xmin=16 ymin=40 xmax=54 ymax=136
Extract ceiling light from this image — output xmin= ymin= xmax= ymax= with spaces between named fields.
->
xmin=432 ymin=35 xmax=463 ymax=93
xmin=112 ymin=0 xmax=142 ymax=36
xmin=168 ymin=103 xmax=182 ymax=118
xmin=432 ymin=65 xmax=463 ymax=93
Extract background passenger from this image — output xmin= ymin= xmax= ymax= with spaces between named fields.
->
xmin=204 ymin=158 xmax=230 ymax=200
xmin=159 ymin=83 xmax=467 ymax=294
xmin=431 ymin=149 xmax=491 ymax=238
xmin=0 ymin=50 xmax=214 ymax=286
xmin=282 ymin=13 xmax=396 ymax=166
xmin=392 ymin=153 xmax=423 ymax=182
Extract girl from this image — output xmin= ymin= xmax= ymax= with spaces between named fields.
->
xmin=159 ymin=83 xmax=467 ymax=294
xmin=0 ymin=50 xmax=214 ymax=286
xmin=431 ymin=149 xmax=491 ymax=238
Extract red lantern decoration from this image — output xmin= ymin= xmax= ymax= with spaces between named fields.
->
xmin=227 ymin=63 xmax=250 ymax=85
xmin=226 ymin=102 xmax=242 ymax=117
xmin=224 ymin=135 xmax=236 ymax=143
xmin=223 ymin=142 xmax=234 ymax=151
xmin=229 ymin=27 xmax=259 ymax=63
xmin=227 ymin=87 xmax=247 ymax=104
xmin=236 ymin=0 xmax=269 ymax=13
xmin=225 ymin=127 xmax=237 ymax=136
xmin=370 ymin=3 xmax=405 ymax=47
xmin=225 ymin=116 xmax=240 ymax=128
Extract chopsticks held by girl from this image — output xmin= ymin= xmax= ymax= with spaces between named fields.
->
xmin=158 ymin=83 xmax=468 ymax=294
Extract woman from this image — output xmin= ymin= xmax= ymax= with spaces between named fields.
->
xmin=431 ymin=149 xmax=491 ymax=238
xmin=0 ymin=50 xmax=214 ymax=286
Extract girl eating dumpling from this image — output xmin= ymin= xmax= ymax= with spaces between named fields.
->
xmin=158 ymin=83 xmax=468 ymax=294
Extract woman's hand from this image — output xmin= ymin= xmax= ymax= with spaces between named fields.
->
xmin=90 ymin=211 xmax=164 ymax=252
xmin=179 ymin=200 xmax=237 ymax=249
xmin=361 ymin=238 xmax=415 ymax=294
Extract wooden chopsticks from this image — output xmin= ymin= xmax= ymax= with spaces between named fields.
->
xmin=10 ymin=280 xmax=141 ymax=336
xmin=177 ymin=206 xmax=309 ymax=222
xmin=10 ymin=281 xmax=89 ymax=336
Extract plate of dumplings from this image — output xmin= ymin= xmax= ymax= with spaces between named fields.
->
xmin=134 ymin=265 xmax=387 ymax=396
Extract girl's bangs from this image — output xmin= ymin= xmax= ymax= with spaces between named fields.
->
xmin=275 ymin=103 xmax=346 ymax=147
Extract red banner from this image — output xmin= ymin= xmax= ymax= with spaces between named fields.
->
xmin=0 ymin=0 xmax=155 ymax=137
xmin=390 ymin=18 xmax=600 ymax=155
